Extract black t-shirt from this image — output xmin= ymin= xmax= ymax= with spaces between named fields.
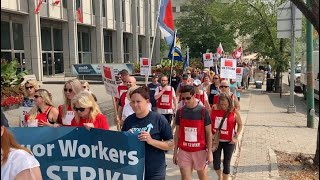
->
xmin=175 ymin=104 xmax=211 ymax=126
xmin=148 ymin=83 xmax=160 ymax=108
xmin=170 ymin=76 xmax=180 ymax=91
xmin=122 ymin=111 xmax=173 ymax=179
xmin=208 ymin=84 xmax=220 ymax=105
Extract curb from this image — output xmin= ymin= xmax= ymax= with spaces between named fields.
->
xmin=268 ymin=148 xmax=280 ymax=179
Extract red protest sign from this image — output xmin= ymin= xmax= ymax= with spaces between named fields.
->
xmin=142 ymin=58 xmax=149 ymax=66
xmin=224 ymin=59 xmax=233 ymax=67
xmin=103 ymin=66 xmax=112 ymax=79
xmin=205 ymin=53 xmax=211 ymax=60
xmin=236 ymin=67 xmax=241 ymax=74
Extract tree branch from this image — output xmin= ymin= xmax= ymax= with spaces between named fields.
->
xmin=289 ymin=0 xmax=319 ymax=33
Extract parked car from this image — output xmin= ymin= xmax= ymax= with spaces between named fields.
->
xmin=288 ymin=64 xmax=302 ymax=92
xmin=300 ymin=51 xmax=319 ymax=100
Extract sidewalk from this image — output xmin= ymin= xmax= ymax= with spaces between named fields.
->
xmin=233 ymin=84 xmax=318 ymax=180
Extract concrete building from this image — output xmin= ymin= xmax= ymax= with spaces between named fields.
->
xmin=1 ymin=0 xmax=161 ymax=80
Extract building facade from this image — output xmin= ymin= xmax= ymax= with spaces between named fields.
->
xmin=1 ymin=0 xmax=161 ymax=80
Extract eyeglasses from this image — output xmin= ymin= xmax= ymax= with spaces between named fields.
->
xmin=64 ymin=88 xmax=73 ymax=93
xmin=161 ymin=80 xmax=168 ymax=81
xmin=213 ymin=78 xmax=219 ymax=80
xmin=181 ymin=96 xmax=192 ymax=101
xmin=26 ymin=86 xmax=34 ymax=90
xmin=220 ymin=86 xmax=229 ymax=88
xmin=34 ymin=95 xmax=41 ymax=99
xmin=73 ymin=106 xmax=85 ymax=112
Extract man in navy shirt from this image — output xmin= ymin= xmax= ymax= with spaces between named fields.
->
xmin=148 ymin=75 xmax=160 ymax=111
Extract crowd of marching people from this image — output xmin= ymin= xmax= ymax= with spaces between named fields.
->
xmin=1 ymin=65 xmax=250 ymax=180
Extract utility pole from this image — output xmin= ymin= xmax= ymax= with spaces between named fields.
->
xmin=287 ymin=2 xmax=296 ymax=113
xmin=306 ymin=0 xmax=314 ymax=128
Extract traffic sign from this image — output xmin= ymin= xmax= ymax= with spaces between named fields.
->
xmin=277 ymin=1 xmax=302 ymax=38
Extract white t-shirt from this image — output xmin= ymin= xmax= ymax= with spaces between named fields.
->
xmin=1 ymin=148 xmax=40 ymax=180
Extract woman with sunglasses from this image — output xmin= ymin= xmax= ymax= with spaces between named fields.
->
xmin=210 ymin=93 xmax=243 ymax=180
xmin=208 ymin=74 xmax=221 ymax=106
xmin=25 ymin=89 xmax=59 ymax=127
xmin=57 ymin=79 xmax=83 ymax=126
xmin=212 ymin=80 xmax=240 ymax=111
xmin=71 ymin=91 xmax=109 ymax=130
xmin=122 ymin=86 xmax=173 ymax=180
xmin=20 ymin=79 xmax=40 ymax=126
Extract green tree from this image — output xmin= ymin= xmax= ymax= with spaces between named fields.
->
xmin=176 ymin=0 xmax=237 ymax=58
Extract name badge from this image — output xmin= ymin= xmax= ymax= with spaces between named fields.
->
xmin=214 ymin=117 xmax=227 ymax=130
xmin=62 ymin=111 xmax=74 ymax=125
xmin=161 ymin=95 xmax=170 ymax=103
xmin=184 ymin=127 xmax=197 ymax=142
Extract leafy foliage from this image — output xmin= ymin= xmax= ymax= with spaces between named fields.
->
xmin=1 ymin=59 xmax=28 ymax=87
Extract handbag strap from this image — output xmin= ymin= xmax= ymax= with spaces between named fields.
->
xmin=217 ymin=110 xmax=230 ymax=131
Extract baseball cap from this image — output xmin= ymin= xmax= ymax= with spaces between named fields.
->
xmin=182 ymin=74 xmax=189 ymax=80
xmin=193 ymin=79 xmax=201 ymax=86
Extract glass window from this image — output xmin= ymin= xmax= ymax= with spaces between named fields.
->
xmin=1 ymin=52 xmax=12 ymax=61
xmin=41 ymin=27 xmax=52 ymax=51
xmin=53 ymin=29 xmax=63 ymax=51
xmin=83 ymin=53 xmax=92 ymax=64
xmin=137 ymin=6 xmax=140 ymax=26
xmin=82 ymin=32 xmax=90 ymax=52
xmin=1 ymin=21 xmax=11 ymax=49
xmin=76 ymin=0 xmax=81 ymax=9
xmin=78 ymin=53 xmax=82 ymax=64
xmin=122 ymin=0 xmax=125 ymax=22
xmin=104 ymin=33 xmax=112 ymax=53
xmin=13 ymin=23 xmax=24 ymax=50
xmin=92 ymin=0 xmax=95 ymax=15
xmin=62 ymin=0 xmax=67 ymax=8
xmin=105 ymin=53 xmax=112 ymax=63
xmin=102 ymin=0 xmax=106 ymax=17
xmin=172 ymin=7 xmax=176 ymax=12
xmin=77 ymin=31 xmax=82 ymax=51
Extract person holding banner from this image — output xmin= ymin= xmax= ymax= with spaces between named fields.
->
xmin=71 ymin=91 xmax=109 ymax=130
xmin=173 ymin=85 xmax=213 ymax=180
xmin=1 ymin=113 xmax=43 ymax=180
xmin=154 ymin=76 xmax=177 ymax=125
xmin=57 ymin=79 xmax=83 ymax=126
xmin=25 ymin=89 xmax=59 ymax=127
xmin=122 ymin=86 xmax=173 ymax=180
xmin=210 ymin=93 xmax=243 ymax=180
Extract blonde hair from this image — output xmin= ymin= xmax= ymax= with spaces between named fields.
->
xmin=28 ymin=89 xmax=54 ymax=120
xmin=71 ymin=91 xmax=101 ymax=124
xmin=81 ymin=80 xmax=90 ymax=90
xmin=23 ymin=79 xmax=40 ymax=97
xmin=126 ymin=86 xmax=140 ymax=101
xmin=62 ymin=79 xmax=83 ymax=118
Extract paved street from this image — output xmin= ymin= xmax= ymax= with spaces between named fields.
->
xmin=3 ymin=76 xmax=319 ymax=179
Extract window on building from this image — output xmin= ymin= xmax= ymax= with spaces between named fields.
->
xmin=122 ymin=0 xmax=125 ymax=22
xmin=76 ymin=0 xmax=81 ymax=9
xmin=123 ymin=36 xmax=129 ymax=63
xmin=172 ymin=6 xmax=176 ymax=12
xmin=62 ymin=0 xmax=67 ymax=8
xmin=13 ymin=23 xmax=24 ymax=50
xmin=137 ymin=6 xmax=140 ymax=26
xmin=1 ymin=21 xmax=11 ymax=50
xmin=53 ymin=28 xmax=63 ymax=51
xmin=104 ymin=31 xmax=113 ymax=63
xmin=92 ymin=0 xmax=95 ymax=15
xmin=41 ymin=27 xmax=52 ymax=51
xmin=78 ymin=30 xmax=92 ymax=64
xmin=102 ymin=0 xmax=106 ymax=17
xmin=138 ymin=36 xmax=143 ymax=58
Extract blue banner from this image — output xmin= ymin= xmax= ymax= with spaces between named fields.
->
xmin=9 ymin=127 xmax=145 ymax=180
xmin=72 ymin=64 xmax=134 ymax=76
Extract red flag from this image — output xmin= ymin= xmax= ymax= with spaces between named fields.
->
xmin=35 ymin=0 xmax=43 ymax=14
xmin=53 ymin=0 xmax=61 ymax=5
xmin=77 ymin=7 xmax=83 ymax=23
xmin=232 ymin=47 xmax=242 ymax=59
xmin=224 ymin=59 xmax=233 ymax=67
xmin=103 ymin=67 xmax=112 ymax=79
xmin=142 ymin=58 xmax=149 ymax=66
xmin=216 ymin=42 xmax=224 ymax=56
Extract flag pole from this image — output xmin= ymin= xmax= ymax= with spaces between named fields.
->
xmin=169 ymin=30 xmax=177 ymax=85
xmin=146 ymin=0 xmax=162 ymax=85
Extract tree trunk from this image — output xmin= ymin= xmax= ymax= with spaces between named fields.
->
xmin=314 ymin=120 xmax=319 ymax=166
xmin=274 ymin=39 xmax=285 ymax=93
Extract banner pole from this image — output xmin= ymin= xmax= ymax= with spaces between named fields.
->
xmin=146 ymin=0 xmax=162 ymax=85
xmin=112 ymin=97 xmax=121 ymax=131
xmin=169 ymin=30 xmax=177 ymax=85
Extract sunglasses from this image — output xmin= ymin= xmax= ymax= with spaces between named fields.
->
xmin=73 ymin=106 xmax=85 ymax=112
xmin=213 ymin=78 xmax=219 ymax=80
xmin=26 ymin=86 xmax=34 ymax=90
xmin=34 ymin=95 xmax=41 ymax=99
xmin=64 ymin=88 xmax=73 ymax=93
xmin=181 ymin=96 xmax=192 ymax=101
xmin=220 ymin=86 xmax=229 ymax=88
